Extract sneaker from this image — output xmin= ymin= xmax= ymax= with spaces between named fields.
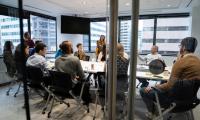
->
xmin=145 ymin=112 xmax=156 ymax=119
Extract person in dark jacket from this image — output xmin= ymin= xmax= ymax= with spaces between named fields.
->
xmin=3 ymin=41 xmax=16 ymax=77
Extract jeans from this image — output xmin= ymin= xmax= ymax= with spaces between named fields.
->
xmin=140 ymin=87 xmax=172 ymax=114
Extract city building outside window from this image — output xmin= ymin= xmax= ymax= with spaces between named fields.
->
xmin=30 ymin=15 xmax=56 ymax=52
xmin=156 ymin=17 xmax=191 ymax=55
xmin=0 ymin=15 xmax=28 ymax=55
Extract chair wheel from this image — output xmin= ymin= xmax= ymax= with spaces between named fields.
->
xmin=87 ymin=108 xmax=89 ymax=113
xmin=14 ymin=94 xmax=17 ymax=97
xmin=6 ymin=92 xmax=9 ymax=96
xmin=47 ymin=112 xmax=51 ymax=118
xmin=93 ymin=117 xmax=95 ymax=120
xmin=42 ymin=111 xmax=45 ymax=114
xmin=67 ymin=103 xmax=70 ymax=107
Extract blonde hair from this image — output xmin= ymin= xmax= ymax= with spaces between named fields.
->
xmin=117 ymin=43 xmax=124 ymax=57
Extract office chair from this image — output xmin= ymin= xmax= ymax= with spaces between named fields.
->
xmin=42 ymin=70 xmax=89 ymax=118
xmin=152 ymin=80 xmax=200 ymax=120
xmin=26 ymin=66 xmax=50 ymax=98
xmin=41 ymin=70 xmax=71 ymax=118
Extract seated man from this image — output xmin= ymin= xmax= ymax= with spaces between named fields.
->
xmin=55 ymin=41 xmax=91 ymax=105
xmin=140 ymin=37 xmax=200 ymax=119
xmin=138 ymin=45 xmax=163 ymax=87
xmin=26 ymin=42 xmax=49 ymax=99
xmin=26 ymin=42 xmax=47 ymax=69
xmin=74 ymin=43 xmax=86 ymax=60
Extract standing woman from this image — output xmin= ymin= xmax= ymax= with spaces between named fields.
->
xmin=3 ymin=41 xmax=16 ymax=77
xmin=96 ymin=35 xmax=106 ymax=60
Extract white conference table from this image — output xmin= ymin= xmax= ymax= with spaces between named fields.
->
xmin=46 ymin=59 xmax=106 ymax=73
xmin=136 ymin=65 xmax=171 ymax=81
xmin=46 ymin=59 xmax=171 ymax=81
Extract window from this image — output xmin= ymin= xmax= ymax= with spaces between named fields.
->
xmin=119 ymin=19 xmax=154 ymax=54
xmin=90 ymin=21 xmax=106 ymax=51
xmin=30 ymin=15 xmax=56 ymax=52
xmin=0 ymin=15 xmax=28 ymax=55
xmin=156 ymin=17 xmax=191 ymax=55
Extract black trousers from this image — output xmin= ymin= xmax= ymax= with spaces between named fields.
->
xmin=72 ymin=81 xmax=91 ymax=105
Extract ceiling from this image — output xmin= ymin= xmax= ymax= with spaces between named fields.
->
xmin=0 ymin=0 xmax=193 ymax=18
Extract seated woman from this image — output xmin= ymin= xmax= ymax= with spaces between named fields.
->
xmin=15 ymin=43 xmax=29 ymax=79
xmin=3 ymin=41 xmax=16 ymax=77
xmin=74 ymin=43 xmax=86 ymax=60
xmin=116 ymin=43 xmax=129 ymax=117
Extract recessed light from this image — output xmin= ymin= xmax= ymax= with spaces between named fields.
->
xmin=167 ymin=4 xmax=171 ymax=7
xmin=84 ymin=12 xmax=88 ymax=14
xmin=82 ymin=1 xmax=86 ymax=5
xmin=125 ymin=2 xmax=130 ymax=6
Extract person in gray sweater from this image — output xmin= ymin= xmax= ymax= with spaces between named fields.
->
xmin=55 ymin=41 xmax=91 ymax=105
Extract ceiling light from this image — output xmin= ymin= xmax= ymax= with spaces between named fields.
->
xmin=84 ymin=12 xmax=89 ymax=14
xmin=125 ymin=2 xmax=130 ymax=6
xmin=167 ymin=4 xmax=171 ymax=7
xmin=82 ymin=1 xmax=86 ymax=5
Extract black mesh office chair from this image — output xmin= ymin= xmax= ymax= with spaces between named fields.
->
xmin=152 ymin=80 xmax=200 ymax=120
xmin=26 ymin=66 xmax=50 ymax=97
xmin=41 ymin=70 xmax=71 ymax=118
xmin=42 ymin=70 xmax=89 ymax=118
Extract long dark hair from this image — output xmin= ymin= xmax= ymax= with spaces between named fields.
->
xmin=4 ymin=41 xmax=13 ymax=52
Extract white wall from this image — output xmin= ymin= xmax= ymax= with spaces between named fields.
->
xmin=56 ymin=16 xmax=84 ymax=51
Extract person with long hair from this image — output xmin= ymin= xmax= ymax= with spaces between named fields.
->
xmin=96 ymin=35 xmax=106 ymax=60
xmin=15 ymin=43 xmax=29 ymax=78
xmin=116 ymin=43 xmax=129 ymax=118
xmin=3 ymin=41 xmax=16 ymax=77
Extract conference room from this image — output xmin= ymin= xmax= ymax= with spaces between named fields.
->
xmin=0 ymin=0 xmax=200 ymax=120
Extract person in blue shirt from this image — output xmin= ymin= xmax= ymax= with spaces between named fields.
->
xmin=55 ymin=41 xmax=69 ymax=59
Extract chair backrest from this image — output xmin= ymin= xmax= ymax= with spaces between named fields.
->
xmin=169 ymin=80 xmax=200 ymax=100
xmin=26 ymin=66 xmax=44 ymax=86
xmin=84 ymin=55 xmax=90 ymax=61
xmin=49 ymin=70 xmax=72 ymax=92
xmin=168 ymin=80 xmax=200 ymax=112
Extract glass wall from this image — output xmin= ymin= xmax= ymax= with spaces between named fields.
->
xmin=30 ymin=15 xmax=56 ymax=52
